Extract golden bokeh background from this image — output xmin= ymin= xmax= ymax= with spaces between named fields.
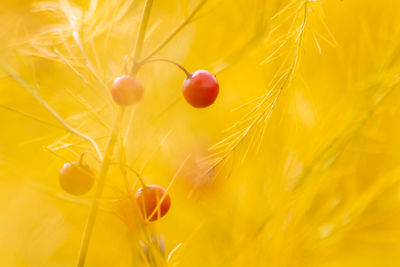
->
xmin=1 ymin=0 xmax=400 ymax=266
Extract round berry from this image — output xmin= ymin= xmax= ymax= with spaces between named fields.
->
xmin=59 ymin=161 xmax=94 ymax=195
xmin=111 ymin=75 xmax=144 ymax=106
xmin=135 ymin=184 xmax=171 ymax=222
xmin=182 ymin=70 xmax=219 ymax=108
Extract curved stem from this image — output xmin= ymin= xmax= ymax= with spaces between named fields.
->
xmin=76 ymin=108 xmax=125 ymax=267
xmin=78 ymin=152 xmax=87 ymax=165
xmin=140 ymin=58 xmax=191 ymax=77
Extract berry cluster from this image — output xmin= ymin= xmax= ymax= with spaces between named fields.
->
xmin=58 ymin=60 xmax=219 ymax=222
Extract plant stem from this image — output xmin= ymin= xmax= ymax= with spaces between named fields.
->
xmin=76 ymin=1 xmax=156 ymax=262
xmin=140 ymin=58 xmax=191 ymax=77
xmin=131 ymin=0 xmax=154 ymax=74
xmin=140 ymin=0 xmax=207 ymax=63
xmin=76 ymin=108 xmax=125 ymax=267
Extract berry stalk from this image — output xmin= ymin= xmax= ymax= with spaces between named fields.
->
xmin=140 ymin=58 xmax=191 ymax=77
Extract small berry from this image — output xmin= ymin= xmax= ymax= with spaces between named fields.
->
xmin=135 ymin=184 xmax=171 ymax=222
xmin=111 ymin=75 xmax=144 ymax=106
xmin=59 ymin=161 xmax=94 ymax=195
xmin=182 ymin=70 xmax=219 ymax=108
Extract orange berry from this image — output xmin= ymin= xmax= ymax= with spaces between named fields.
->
xmin=59 ymin=161 xmax=94 ymax=195
xmin=135 ymin=184 xmax=171 ymax=222
xmin=111 ymin=75 xmax=144 ymax=106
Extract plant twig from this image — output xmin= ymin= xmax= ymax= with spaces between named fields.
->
xmin=208 ymin=0 xmax=309 ymax=172
xmin=1 ymin=63 xmax=103 ymax=161
xmin=0 ymin=103 xmax=65 ymax=130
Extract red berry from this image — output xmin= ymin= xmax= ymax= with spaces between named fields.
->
xmin=182 ymin=70 xmax=219 ymax=108
xmin=59 ymin=161 xmax=94 ymax=195
xmin=135 ymin=184 xmax=171 ymax=222
xmin=111 ymin=75 xmax=144 ymax=106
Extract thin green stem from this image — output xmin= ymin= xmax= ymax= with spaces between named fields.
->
xmin=76 ymin=108 xmax=125 ymax=267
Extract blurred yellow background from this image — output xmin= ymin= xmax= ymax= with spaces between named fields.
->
xmin=1 ymin=0 xmax=400 ymax=266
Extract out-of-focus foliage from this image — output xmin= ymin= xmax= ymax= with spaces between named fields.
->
xmin=1 ymin=0 xmax=400 ymax=266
